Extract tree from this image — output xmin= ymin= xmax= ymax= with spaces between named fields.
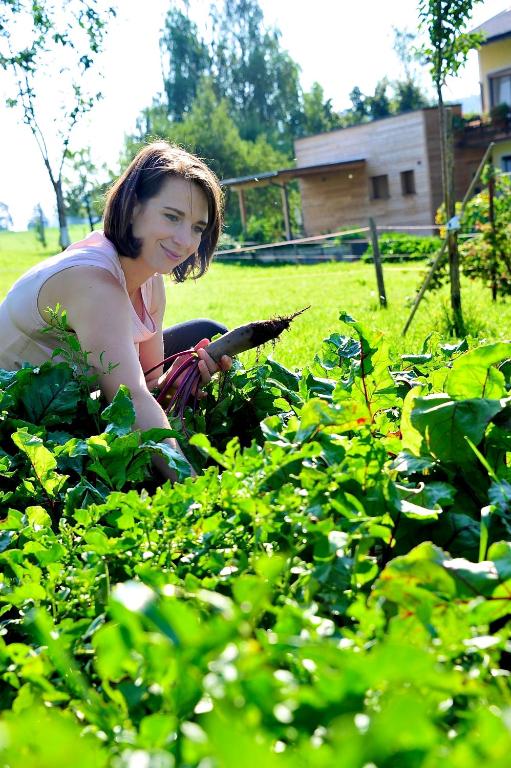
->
xmin=366 ymin=79 xmax=392 ymax=120
xmin=346 ymin=86 xmax=368 ymax=124
xmin=460 ymin=166 xmax=511 ymax=300
xmin=392 ymin=27 xmax=430 ymax=112
xmin=209 ymin=0 xmax=302 ymax=152
xmin=0 ymin=1 xmax=115 ymax=249
xmin=392 ymin=79 xmax=430 ymax=113
xmin=160 ymin=4 xmax=211 ymax=121
xmin=418 ymin=0 xmax=484 ymax=336
xmin=393 ymin=27 xmax=420 ymax=82
xmin=0 ymin=202 xmax=13 ymax=231
xmin=28 ymin=204 xmax=48 ymax=247
xmin=299 ymin=82 xmax=343 ymax=137
xmin=64 ymin=148 xmax=107 ymax=231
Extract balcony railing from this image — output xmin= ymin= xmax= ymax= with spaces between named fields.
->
xmin=456 ymin=107 xmax=511 ymax=147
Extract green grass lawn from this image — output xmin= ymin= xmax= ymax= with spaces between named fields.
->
xmin=1 ymin=226 xmax=510 ymax=369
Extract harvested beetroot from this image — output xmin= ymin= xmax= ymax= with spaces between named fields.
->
xmin=144 ymin=307 xmax=309 ymax=422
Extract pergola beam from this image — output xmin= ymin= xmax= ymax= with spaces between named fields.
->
xmin=237 ymin=188 xmax=247 ymax=234
xmin=281 ymin=184 xmax=292 ymax=241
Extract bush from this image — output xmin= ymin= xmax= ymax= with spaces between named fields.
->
xmin=434 ymin=168 xmax=511 ymax=299
xmin=242 ymin=211 xmax=285 ymax=244
xmin=364 ymin=232 xmax=442 ymax=261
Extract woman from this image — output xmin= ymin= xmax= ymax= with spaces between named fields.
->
xmin=0 ymin=141 xmax=232 ymax=480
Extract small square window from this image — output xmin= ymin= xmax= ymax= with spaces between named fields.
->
xmin=502 ymin=155 xmax=511 ymax=173
xmin=401 ymin=170 xmax=416 ymax=195
xmin=370 ymin=174 xmax=389 ymax=200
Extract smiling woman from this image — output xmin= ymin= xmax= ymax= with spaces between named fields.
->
xmin=0 ymin=141 xmax=232 ymax=481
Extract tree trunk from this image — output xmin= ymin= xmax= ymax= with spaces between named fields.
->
xmin=488 ymin=160 xmax=498 ymax=301
xmin=54 ymin=178 xmax=71 ymax=250
xmin=437 ymin=85 xmax=464 ymax=336
xmin=36 ymin=204 xmax=47 ymax=248
xmin=84 ymin=195 xmax=95 ymax=232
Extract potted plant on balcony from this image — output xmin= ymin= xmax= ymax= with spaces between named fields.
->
xmin=490 ymin=102 xmax=510 ymax=131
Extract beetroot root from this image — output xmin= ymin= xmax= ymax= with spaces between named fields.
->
xmin=144 ymin=306 xmax=309 ymax=423
xmin=205 ymin=306 xmax=310 ymax=363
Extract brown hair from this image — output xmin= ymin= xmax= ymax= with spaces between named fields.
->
xmin=103 ymin=141 xmax=224 ymax=282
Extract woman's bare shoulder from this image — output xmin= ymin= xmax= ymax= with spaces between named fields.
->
xmin=38 ymin=265 xmax=128 ymax=325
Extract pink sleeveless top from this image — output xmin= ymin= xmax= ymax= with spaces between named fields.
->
xmin=0 ymin=231 xmax=160 ymax=370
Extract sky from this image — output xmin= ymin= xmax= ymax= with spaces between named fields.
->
xmin=1 ymin=0 xmax=509 ymax=230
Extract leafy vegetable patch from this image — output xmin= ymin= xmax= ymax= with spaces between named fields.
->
xmin=1 ymin=314 xmax=511 ymax=767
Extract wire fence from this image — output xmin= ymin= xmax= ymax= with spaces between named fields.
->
xmin=214 ymin=223 xmax=477 ymax=264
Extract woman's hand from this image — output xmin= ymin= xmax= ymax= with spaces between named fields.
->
xmin=156 ymin=338 xmax=232 ymax=404
xmin=194 ymin=338 xmax=232 ymax=398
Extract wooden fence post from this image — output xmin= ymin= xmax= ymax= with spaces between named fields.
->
xmin=487 ymin=152 xmax=498 ymax=301
xmin=369 ymin=217 xmax=387 ymax=308
xmin=237 ymin=189 xmax=247 ymax=235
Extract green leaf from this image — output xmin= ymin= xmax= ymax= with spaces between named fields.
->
xmin=101 ymin=385 xmax=136 ymax=434
xmin=401 ymin=353 xmax=433 ymax=365
xmin=410 ymin=394 xmax=505 ymax=463
xmin=139 ymin=713 xmax=177 ymax=749
xmin=26 ymin=505 xmax=52 ymax=529
xmin=399 ymin=499 xmax=440 ymax=520
xmin=295 ymin=398 xmax=339 ymax=441
xmin=479 ymin=504 xmax=493 ymax=561
xmin=87 ymin=432 xmax=155 ymax=490
xmin=12 ymin=429 xmax=68 ymax=497
xmin=204 ymin=707 xmax=290 ymax=768
xmin=391 ymin=451 xmax=437 ymax=474
xmin=0 ymin=705 xmax=109 ymax=767
xmin=446 ymin=342 xmax=511 ymax=399
xmin=440 ymin=338 xmax=469 ymax=358
xmin=189 ymin=433 xmax=231 ymax=468
xmin=144 ymin=440 xmax=193 ymax=479
xmin=266 ymin=358 xmax=300 ymax=391
xmin=400 ymin=387 xmax=425 ymax=456
xmin=19 ymin=363 xmax=82 ymax=426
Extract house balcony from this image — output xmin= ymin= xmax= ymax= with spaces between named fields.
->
xmin=456 ymin=108 xmax=511 ymax=148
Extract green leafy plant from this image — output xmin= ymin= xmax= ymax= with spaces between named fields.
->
xmin=1 ymin=315 xmax=511 ymax=766
xmin=433 ymin=169 xmax=511 ymax=298
xmin=364 ymin=232 xmax=442 ymax=261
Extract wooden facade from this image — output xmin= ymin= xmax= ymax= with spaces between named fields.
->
xmin=222 ymin=105 xmax=493 ymax=239
xmin=294 ymin=106 xmax=486 ymax=236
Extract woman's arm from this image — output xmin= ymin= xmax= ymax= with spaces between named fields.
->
xmin=138 ymin=275 xmax=232 ymax=398
xmin=51 ymin=268 xmax=191 ymax=482
xmin=139 ymin=275 xmax=166 ymax=392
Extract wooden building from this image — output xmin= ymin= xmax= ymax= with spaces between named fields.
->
xmin=224 ymin=106 xmax=486 ymax=237
xmin=224 ymin=11 xmax=511 ymax=241
xmin=293 ymin=106 xmax=485 ymax=236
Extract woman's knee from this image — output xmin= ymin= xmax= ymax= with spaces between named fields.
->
xmin=163 ymin=318 xmax=228 ymax=361
xmin=200 ymin=318 xmax=228 ymax=338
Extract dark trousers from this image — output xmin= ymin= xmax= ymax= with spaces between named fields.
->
xmin=162 ymin=318 xmax=227 ymax=370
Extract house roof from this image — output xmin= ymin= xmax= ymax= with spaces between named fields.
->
xmin=222 ymin=158 xmax=366 ymax=190
xmin=473 ymin=8 xmax=511 ymax=43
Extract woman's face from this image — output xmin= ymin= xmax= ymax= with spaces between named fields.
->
xmin=131 ymin=176 xmax=209 ymax=274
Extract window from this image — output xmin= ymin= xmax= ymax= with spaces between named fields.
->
xmin=400 ymin=170 xmax=416 ymax=195
xmin=490 ymin=70 xmax=511 ymax=109
xmin=370 ymin=174 xmax=389 ymax=200
xmin=502 ymin=155 xmax=511 ymax=173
